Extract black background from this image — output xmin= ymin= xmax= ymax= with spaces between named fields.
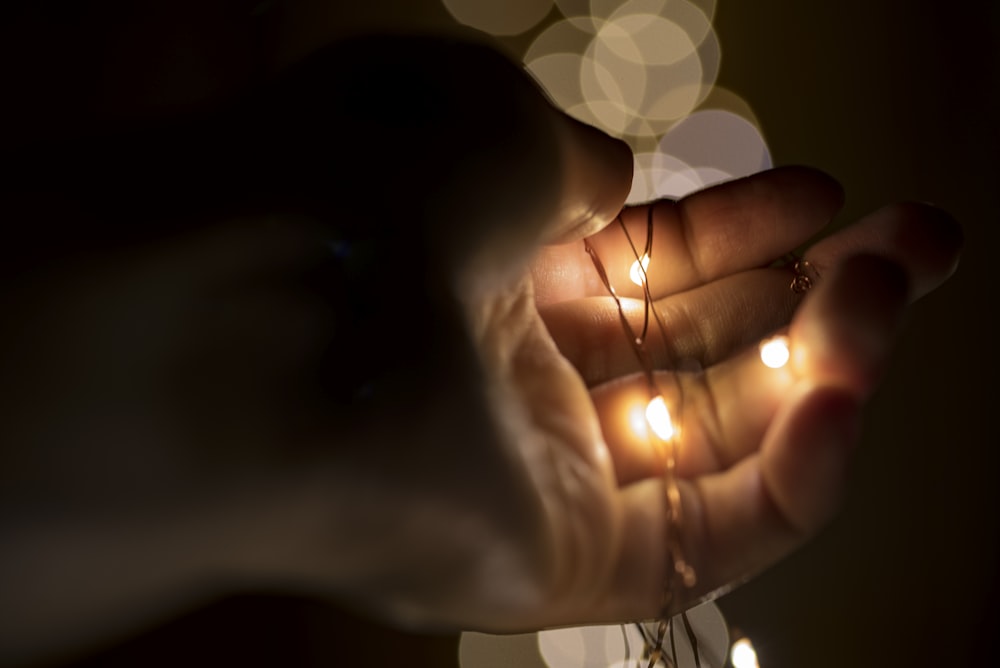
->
xmin=14 ymin=1 xmax=998 ymax=667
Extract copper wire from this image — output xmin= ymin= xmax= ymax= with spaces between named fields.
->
xmin=583 ymin=205 xmax=699 ymax=667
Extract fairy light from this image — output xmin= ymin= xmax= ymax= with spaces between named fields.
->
xmin=629 ymin=253 xmax=650 ymax=285
xmin=447 ymin=1 xmax=779 ymax=665
xmin=628 ymin=404 xmax=650 ymax=440
xmin=730 ymin=637 xmax=760 ymax=668
xmin=645 ymin=395 xmax=675 ymax=441
xmin=758 ymin=335 xmax=790 ymax=369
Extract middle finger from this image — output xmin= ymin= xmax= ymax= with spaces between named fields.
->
xmin=531 ymin=165 xmax=844 ymax=306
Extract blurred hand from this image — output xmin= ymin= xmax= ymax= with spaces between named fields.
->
xmin=0 ymin=32 xmax=962 ymax=665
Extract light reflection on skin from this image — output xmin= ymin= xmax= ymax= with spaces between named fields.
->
xmin=450 ymin=2 xmax=770 ymax=667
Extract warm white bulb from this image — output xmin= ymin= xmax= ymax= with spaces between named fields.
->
xmin=628 ymin=404 xmax=649 ymax=440
xmin=759 ymin=335 xmax=790 ymax=369
xmin=730 ymin=638 xmax=759 ymax=668
xmin=645 ymin=396 xmax=675 ymax=441
xmin=629 ymin=254 xmax=650 ymax=286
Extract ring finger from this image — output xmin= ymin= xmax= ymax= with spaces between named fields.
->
xmin=591 ymin=254 xmax=911 ymax=486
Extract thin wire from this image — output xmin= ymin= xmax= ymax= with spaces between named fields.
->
xmin=584 ymin=204 xmax=700 ymax=667
xmin=635 ymin=622 xmax=654 ymax=646
xmin=681 ymin=611 xmax=701 ymax=668
xmin=584 ymin=229 xmax=655 ymax=392
xmin=618 ymin=208 xmax=654 ymax=341
xmin=632 ymin=206 xmax=683 ymax=373
xmin=670 ymin=617 xmax=679 ymax=668
xmin=621 ymin=623 xmax=632 ymax=667
xmin=645 ymin=619 xmax=667 ymax=668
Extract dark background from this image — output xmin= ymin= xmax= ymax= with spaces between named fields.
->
xmin=709 ymin=2 xmax=999 ymax=667
xmin=19 ymin=1 xmax=999 ymax=667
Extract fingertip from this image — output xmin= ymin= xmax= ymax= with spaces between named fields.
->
xmin=806 ymin=201 xmax=964 ymax=302
xmin=893 ymin=201 xmax=964 ymax=250
xmin=836 ymin=253 xmax=912 ymax=302
xmin=749 ymin=165 xmax=845 ymax=220
xmin=883 ymin=201 xmax=964 ymax=296
xmin=544 ymin=115 xmax=633 ymax=244
xmin=792 ymin=254 xmax=910 ymax=397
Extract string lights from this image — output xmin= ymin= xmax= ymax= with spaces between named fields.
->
xmin=758 ymin=335 xmax=790 ymax=370
xmin=449 ymin=1 xmax=784 ymax=665
xmin=585 ymin=210 xmax=793 ymax=667
xmin=584 ymin=211 xmax=698 ymax=667
xmin=729 ymin=638 xmax=760 ymax=668
xmin=629 ymin=254 xmax=651 ymax=286
xmin=458 ymin=212 xmax=798 ymax=667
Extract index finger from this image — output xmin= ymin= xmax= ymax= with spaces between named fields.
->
xmin=531 ymin=166 xmax=844 ymax=306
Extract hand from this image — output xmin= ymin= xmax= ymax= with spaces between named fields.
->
xmin=231 ymin=40 xmax=961 ymax=633
xmin=531 ymin=175 xmax=962 ymax=623
xmin=363 ymin=166 xmax=960 ymax=633
xmin=0 ymin=32 xmax=962 ymax=664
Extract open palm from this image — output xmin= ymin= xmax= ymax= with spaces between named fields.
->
xmin=0 ymin=35 xmax=962 ymax=665
xmin=423 ymin=163 xmax=962 ymax=633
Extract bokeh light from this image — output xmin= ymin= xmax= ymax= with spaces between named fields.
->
xmin=537 ymin=626 xmax=599 ymax=667
xmin=512 ymin=0 xmax=768 ymax=205
xmin=628 ymin=152 xmax=699 ymax=202
xmin=457 ymin=602 xmax=729 ymax=667
xmin=523 ymin=17 xmax=596 ymax=62
xmin=730 ymin=637 xmax=761 ymax=668
xmin=449 ymin=2 xmax=770 ymax=666
xmin=458 ymin=631 xmax=548 ymax=668
xmin=657 ymin=109 xmax=772 ymax=179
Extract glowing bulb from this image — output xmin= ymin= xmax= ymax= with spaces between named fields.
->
xmin=645 ymin=396 xmax=675 ymax=441
xmin=629 ymin=404 xmax=649 ymax=439
xmin=730 ymin=638 xmax=759 ymax=668
xmin=629 ymin=253 xmax=650 ymax=286
xmin=759 ymin=335 xmax=790 ymax=369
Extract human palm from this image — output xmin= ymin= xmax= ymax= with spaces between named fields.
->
xmin=212 ymin=40 xmax=963 ymax=634
xmin=415 ymin=164 xmax=961 ymax=634
xmin=0 ymin=32 xmax=963 ymax=665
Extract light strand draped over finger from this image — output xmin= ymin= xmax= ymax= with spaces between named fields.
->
xmin=582 ymin=214 xmax=699 ymax=660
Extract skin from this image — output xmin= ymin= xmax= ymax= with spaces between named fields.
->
xmin=0 ymin=4 xmax=963 ymax=666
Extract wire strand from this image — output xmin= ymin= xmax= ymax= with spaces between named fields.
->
xmin=583 ymin=204 xmax=700 ymax=667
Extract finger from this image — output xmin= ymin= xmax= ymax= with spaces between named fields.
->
xmin=585 ymin=383 xmax=862 ymax=624
xmin=449 ymin=102 xmax=633 ymax=295
xmin=542 ymin=201 xmax=959 ymax=387
xmin=531 ymin=165 xmax=844 ymax=306
xmin=543 ymin=268 xmax=798 ymax=386
xmin=591 ymin=255 xmax=909 ymax=486
xmin=676 ymin=384 xmax=862 ymax=603
xmin=804 ymin=202 xmax=963 ymax=301
xmin=543 ymin=113 xmax=635 ymax=244
xmin=789 ymin=254 xmax=911 ymax=395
